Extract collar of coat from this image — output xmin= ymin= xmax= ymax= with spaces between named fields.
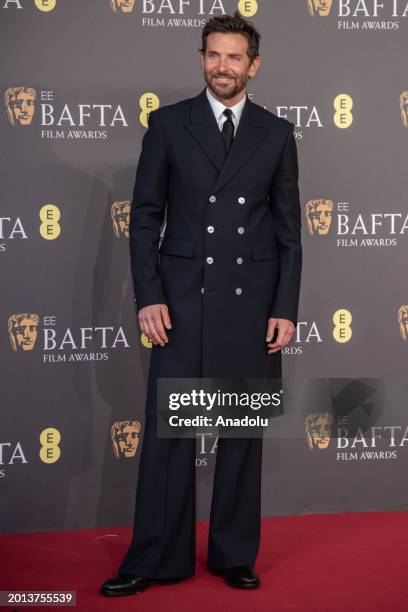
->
xmin=184 ymin=86 xmax=269 ymax=196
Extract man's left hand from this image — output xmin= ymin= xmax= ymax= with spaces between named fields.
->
xmin=266 ymin=318 xmax=295 ymax=354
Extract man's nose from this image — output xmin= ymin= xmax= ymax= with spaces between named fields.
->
xmin=217 ymin=58 xmax=228 ymax=72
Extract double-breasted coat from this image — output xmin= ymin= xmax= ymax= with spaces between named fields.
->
xmin=129 ymin=87 xmax=302 ymax=416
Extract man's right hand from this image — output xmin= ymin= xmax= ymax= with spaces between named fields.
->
xmin=138 ymin=304 xmax=172 ymax=347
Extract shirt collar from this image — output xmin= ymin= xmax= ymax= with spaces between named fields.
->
xmin=205 ymin=86 xmax=247 ymax=123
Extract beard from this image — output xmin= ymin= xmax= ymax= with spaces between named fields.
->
xmin=204 ymin=70 xmax=248 ymax=101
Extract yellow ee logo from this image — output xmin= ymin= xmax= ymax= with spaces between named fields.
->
xmin=141 ymin=332 xmax=152 ymax=349
xmin=39 ymin=204 xmax=61 ymax=240
xmin=34 ymin=0 xmax=57 ymax=11
xmin=333 ymin=94 xmax=353 ymax=129
xmin=39 ymin=427 xmax=61 ymax=463
xmin=333 ymin=309 xmax=352 ymax=343
xmin=139 ymin=93 xmax=160 ymax=128
xmin=238 ymin=0 xmax=258 ymax=17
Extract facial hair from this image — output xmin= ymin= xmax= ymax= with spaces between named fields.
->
xmin=204 ymin=68 xmax=248 ymax=101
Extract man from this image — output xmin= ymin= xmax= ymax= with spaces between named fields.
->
xmin=101 ymin=10 xmax=302 ymax=596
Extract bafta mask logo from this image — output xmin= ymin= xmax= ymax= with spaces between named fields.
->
xmin=5 ymin=87 xmax=36 ymax=126
xmin=111 ymin=201 xmax=131 ymax=238
xmin=110 ymin=0 xmax=135 ymax=12
xmin=398 ymin=305 xmax=408 ymax=340
xmin=305 ymin=413 xmax=334 ymax=449
xmin=307 ymin=0 xmax=333 ymax=16
xmin=111 ymin=420 xmax=141 ymax=458
xmin=305 ymin=199 xmax=333 ymax=235
xmin=8 ymin=313 xmax=39 ymax=352
xmin=400 ymin=92 xmax=408 ymax=127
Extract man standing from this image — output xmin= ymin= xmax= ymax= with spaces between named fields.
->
xmin=102 ymin=10 xmax=302 ymax=596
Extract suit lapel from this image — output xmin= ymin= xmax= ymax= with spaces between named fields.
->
xmin=184 ymin=87 xmax=226 ymax=173
xmin=184 ymin=87 xmax=268 ymax=194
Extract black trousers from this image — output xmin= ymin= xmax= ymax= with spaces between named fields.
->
xmin=118 ymin=416 xmax=263 ymax=579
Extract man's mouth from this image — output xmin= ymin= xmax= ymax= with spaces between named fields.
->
xmin=214 ymin=76 xmax=234 ymax=82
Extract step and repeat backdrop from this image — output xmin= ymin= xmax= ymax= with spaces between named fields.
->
xmin=1 ymin=0 xmax=408 ymax=534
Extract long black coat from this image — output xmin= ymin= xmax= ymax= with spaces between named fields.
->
xmin=129 ymin=87 xmax=302 ymax=416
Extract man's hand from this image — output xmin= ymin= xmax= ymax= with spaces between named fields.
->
xmin=266 ymin=317 xmax=295 ymax=354
xmin=138 ymin=304 xmax=172 ymax=347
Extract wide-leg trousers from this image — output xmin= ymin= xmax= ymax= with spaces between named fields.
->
xmin=118 ymin=415 xmax=263 ymax=579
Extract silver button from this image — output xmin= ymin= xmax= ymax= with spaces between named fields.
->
xmin=209 ymin=195 xmax=216 ymax=203
xmin=238 ymin=197 xmax=246 ymax=204
xmin=237 ymin=226 xmax=245 ymax=235
xmin=236 ymin=257 xmax=243 ymax=264
xmin=235 ymin=287 xmax=242 ymax=295
xmin=201 ymin=287 xmax=205 ymax=294
xmin=207 ymin=225 xmax=215 ymax=233
xmin=206 ymin=256 xmax=214 ymax=264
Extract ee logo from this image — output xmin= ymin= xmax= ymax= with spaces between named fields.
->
xmin=333 ymin=308 xmax=352 ymax=343
xmin=139 ymin=93 xmax=160 ymax=129
xmin=39 ymin=427 xmax=61 ymax=464
xmin=39 ymin=204 xmax=61 ymax=240
xmin=333 ymin=94 xmax=353 ymax=129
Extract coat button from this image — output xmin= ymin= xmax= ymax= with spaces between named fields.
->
xmin=207 ymin=225 xmax=215 ymax=233
xmin=206 ymin=256 xmax=214 ymax=264
xmin=238 ymin=197 xmax=246 ymax=204
xmin=236 ymin=257 xmax=243 ymax=264
xmin=235 ymin=288 xmax=242 ymax=295
xmin=237 ymin=226 xmax=245 ymax=235
xmin=201 ymin=287 xmax=205 ymax=294
xmin=209 ymin=195 xmax=216 ymax=203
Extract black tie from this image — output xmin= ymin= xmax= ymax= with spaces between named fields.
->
xmin=222 ymin=108 xmax=234 ymax=154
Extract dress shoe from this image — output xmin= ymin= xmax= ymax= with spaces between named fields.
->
xmin=101 ymin=574 xmax=184 ymax=596
xmin=208 ymin=565 xmax=260 ymax=589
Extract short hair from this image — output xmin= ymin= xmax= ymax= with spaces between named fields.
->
xmin=199 ymin=10 xmax=261 ymax=62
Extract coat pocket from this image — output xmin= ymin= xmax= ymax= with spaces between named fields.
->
xmin=160 ymin=235 xmax=195 ymax=258
xmin=251 ymin=240 xmax=278 ymax=261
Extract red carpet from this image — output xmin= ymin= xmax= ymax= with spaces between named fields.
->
xmin=1 ymin=512 xmax=407 ymax=611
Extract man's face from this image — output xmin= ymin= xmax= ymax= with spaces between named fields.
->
xmin=201 ymin=32 xmax=260 ymax=102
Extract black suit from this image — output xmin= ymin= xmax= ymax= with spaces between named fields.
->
xmin=119 ymin=87 xmax=302 ymax=578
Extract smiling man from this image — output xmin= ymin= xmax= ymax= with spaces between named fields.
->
xmin=102 ymin=10 xmax=302 ymax=597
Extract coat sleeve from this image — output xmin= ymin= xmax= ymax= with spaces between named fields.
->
xmin=129 ymin=109 xmax=168 ymax=311
xmin=268 ymin=122 xmax=302 ymax=327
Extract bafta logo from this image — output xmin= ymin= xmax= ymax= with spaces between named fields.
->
xmin=8 ymin=313 xmax=39 ymax=352
xmin=111 ymin=421 xmax=141 ymax=458
xmin=305 ymin=199 xmax=333 ymax=235
xmin=111 ymin=201 xmax=131 ymax=238
xmin=5 ymin=87 xmax=36 ymax=126
xmin=305 ymin=413 xmax=334 ymax=449
xmin=398 ymin=305 xmax=408 ymax=340
xmin=110 ymin=0 xmax=135 ymax=12
xmin=307 ymin=0 xmax=333 ymax=17
xmin=399 ymin=92 xmax=408 ymax=127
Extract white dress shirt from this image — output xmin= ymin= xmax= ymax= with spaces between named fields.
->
xmin=206 ymin=86 xmax=247 ymax=136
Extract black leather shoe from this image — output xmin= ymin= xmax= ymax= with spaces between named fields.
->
xmin=101 ymin=574 xmax=185 ymax=596
xmin=208 ymin=565 xmax=260 ymax=589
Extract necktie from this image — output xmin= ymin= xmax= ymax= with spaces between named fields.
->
xmin=221 ymin=108 xmax=234 ymax=154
